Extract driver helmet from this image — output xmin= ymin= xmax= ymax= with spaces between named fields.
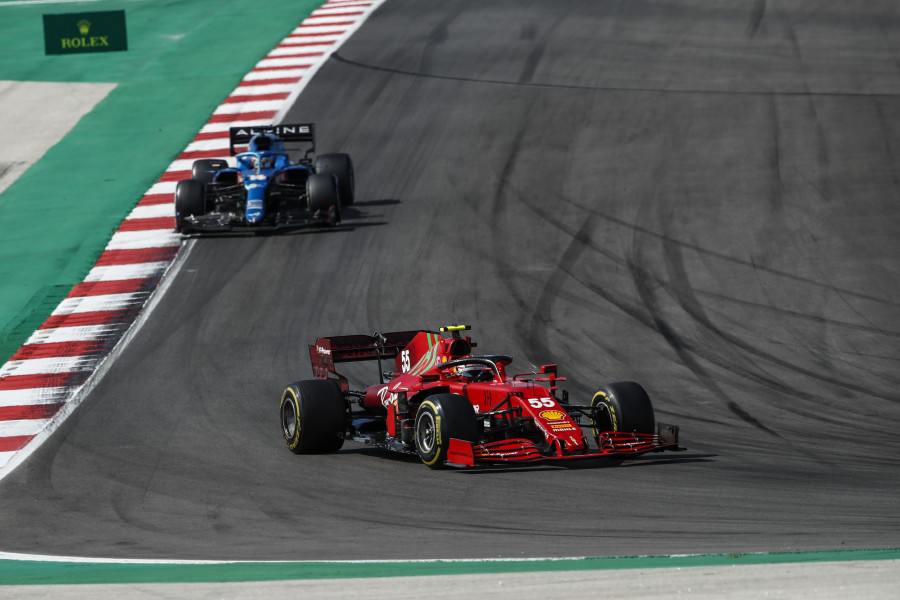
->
xmin=249 ymin=133 xmax=274 ymax=152
xmin=456 ymin=363 xmax=491 ymax=382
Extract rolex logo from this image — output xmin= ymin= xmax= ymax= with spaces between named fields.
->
xmin=44 ymin=10 xmax=128 ymax=55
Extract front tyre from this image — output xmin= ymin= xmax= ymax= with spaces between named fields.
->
xmin=414 ymin=394 xmax=478 ymax=469
xmin=174 ymin=179 xmax=206 ymax=232
xmin=315 ymin=153 xmax=355 ymax=205
xmin=590 ymin=381 xmax=656 ymax=444
xmin=307 ymin=173 xmax=340 ymax=225
xmin=280 ymin=380 xmax=347 ymax=454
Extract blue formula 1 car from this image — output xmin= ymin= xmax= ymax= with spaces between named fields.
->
xmin=174 ymin=123 xmax=354 ymax=233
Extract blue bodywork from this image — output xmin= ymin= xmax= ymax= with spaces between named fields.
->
xmin=232 ymin=133 xmax=309 ymax=224
xmin=212 ymin=134 xmax=309 ymax=225
xmin=175 ymin=123 xmax=347 ymax=234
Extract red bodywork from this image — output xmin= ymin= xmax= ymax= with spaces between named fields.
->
xmin=309 ymin=326 xmax=681 ymax=466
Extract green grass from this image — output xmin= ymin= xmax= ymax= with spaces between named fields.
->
xmin=1 ymin=548 xmax=899 ymax=585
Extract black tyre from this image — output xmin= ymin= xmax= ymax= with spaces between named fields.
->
xmin=307 ymin=173 xmax=340 ymax=224
xmin=280 ymin=166 xmax=308 ymax=186
xmin=414 ymin=394 xmax=478 ymax=469
xmin=191 ymin=159 xmax=228 ymax=184
xmin=315 ymin=153 xmax=355 ymax=205
xmin=174 ymin=179 xmax=206 ymax=232
xmin=280 ymin=379 xmax=346 ymax=454
xmin=591 ymin=381 xmax=656 ymax=443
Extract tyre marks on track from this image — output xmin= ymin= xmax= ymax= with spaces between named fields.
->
xmin=0 ymin=0 xmax=386 ymax=479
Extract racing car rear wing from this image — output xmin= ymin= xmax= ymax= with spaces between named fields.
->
xmin=309 ymin=331 xmax=420 ymax=385
xmin=228 ymin=123 xmax=316 ymax=156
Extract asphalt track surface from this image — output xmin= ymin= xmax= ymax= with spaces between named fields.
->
xmin=1 ymin=0 xmax=899 ymax=565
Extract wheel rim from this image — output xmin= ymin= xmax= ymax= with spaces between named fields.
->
xmin=591 ymin=398 xmax=614 ymax=441
xmin=417 ymin=411 xmax=436 ymax=454
xmin=281 ymin=398 xmax=298 ymax=440
xmin=594 ymin=404 xmax=613 ymax=431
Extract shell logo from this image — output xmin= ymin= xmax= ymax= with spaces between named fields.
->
xmin=539 ymin=410 xmax=567 ymax=421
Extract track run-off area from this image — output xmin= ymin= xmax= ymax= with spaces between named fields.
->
xmin=1 ymin=0 xmax=899 ymax=597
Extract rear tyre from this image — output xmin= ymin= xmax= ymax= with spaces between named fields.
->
xmin=174 ymin=179 xmax=206 ymax=232
xmin=315 ymin=153 xmax=355 ymax=205
xmin=414 ymin=394 xmax=478 ymax=469
xmin=191 ymin=159 xmax=228 ymax=184
xmin=591 ymin=381 xmax=656 ymax=444
xmin=280 ymin=380 xmax=346 ymax=454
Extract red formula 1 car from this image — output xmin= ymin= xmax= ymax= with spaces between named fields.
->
xmin=279 ymin=326 xmax=683 ymax=468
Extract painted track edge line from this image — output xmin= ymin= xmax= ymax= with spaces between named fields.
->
xmin=0 ymin=243 xmax=191 ymax=484
xmin=0 ymin=547 xmax=899 ymax=566
xmin=273 ymin=0 xmax=385 ymax=122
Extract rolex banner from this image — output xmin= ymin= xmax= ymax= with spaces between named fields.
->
xmin=43 ymin=10 xmax=128 ymax=55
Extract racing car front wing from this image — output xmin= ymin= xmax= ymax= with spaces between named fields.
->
xmin=446 ymin=423 xmax=683 ymax=467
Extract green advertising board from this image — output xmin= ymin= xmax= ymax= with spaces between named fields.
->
xmin=43 ymin=10 xmax=127 ymax=55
